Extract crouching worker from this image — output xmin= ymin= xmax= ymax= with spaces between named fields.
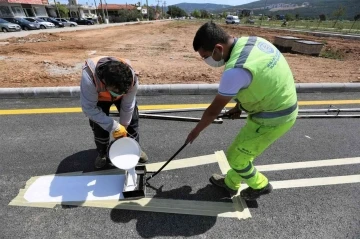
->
xmin=80 ymin=56 xmax=148 ymax=169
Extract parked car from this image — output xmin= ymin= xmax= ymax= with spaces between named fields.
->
xmin=24 ymin=17 xmax=55 ymax=29
xmin=0 ymin=18 xmax=21 ymax=32
xmin=2 ymin=17 xmax=40 ymax=30
xmin=69 ymin=17 xmax=95 ymax=25
xmin=225 ymin=15 xmax=240 ymax=24
xmin=37 ymin=17 xmax=64 ymax=28
xmin=55 ymin=18 xmax=78 ymax=27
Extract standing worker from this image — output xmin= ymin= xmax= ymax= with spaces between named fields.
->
xmin=186 ymin=22 xmax=298 ymax=200
xmin=80 ymin=56 xmax=148 ymax=169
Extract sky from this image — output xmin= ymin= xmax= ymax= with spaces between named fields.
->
xmin=72 ymin=0 xmax=258 ymax=7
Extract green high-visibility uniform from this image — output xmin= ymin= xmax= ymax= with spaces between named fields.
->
xmin=223 ymin=36 xmax=298 ymax=190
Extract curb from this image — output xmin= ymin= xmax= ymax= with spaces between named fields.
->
xmin=0 ymin=20 xmax=171 ymax=41
xmin=259 ymin=26 xmax=360 ymax=41
xmin=1 ymin=83 xmax=360 ymax=99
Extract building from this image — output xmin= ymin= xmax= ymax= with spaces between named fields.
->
xmin=236 ymin=9 xmax=253 ymax=17
xmin=68 ymin=0 xmax=97 ymax=18
xmin=0 ymin=0 xmax=49 ymax=18
xmin=97 ymin=3 xmax=136 ymax=16
xmin=97 ymin=4 xmax=136 ymax=21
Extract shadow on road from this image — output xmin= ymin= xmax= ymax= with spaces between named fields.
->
xmin=110 ymin=184 xmax=220 ymax=238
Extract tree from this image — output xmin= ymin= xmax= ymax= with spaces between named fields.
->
xmin=56 ymin=2 xmax=69 ymax=18
xmin=317 ymin=14 xmax=327 ymax=29
xmin=112 ymin=9 xmax=142 ymax=22
xmin=285 ymin=13 xmax=295 ymax=21
xmin=166 ymin=6 xmax=187 ymax=18
xmin=191 ymin=10 xmax=200 ymax=18
xmin=349 ymin=14 xmax=360 ymax=32
xmin=319 ymin=14 xmax=326 ymax=21
xmin=200 ymin=9 xmax=210 ymax=19
xmin=355 ymin=14 xmax=360 ymax=21
xmin=332 ymin=5 xmax=346 ymax=28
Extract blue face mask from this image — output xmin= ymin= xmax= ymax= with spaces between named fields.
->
xmin=109 ymin=91 xmax=122 ymax=97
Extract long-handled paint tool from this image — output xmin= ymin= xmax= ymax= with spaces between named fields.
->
xmin=107 ymin=138 xmax=188 ymax=200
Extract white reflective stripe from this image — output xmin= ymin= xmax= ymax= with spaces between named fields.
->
xmin=234 ymin=36 xmax=257 ymax=68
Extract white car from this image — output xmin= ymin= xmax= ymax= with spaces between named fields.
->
xmin=55 ymin=18 xmax=78 ymax=27
xmin=225 ymin=15 xmax=240 ymax=24
xmin=24 ymin=17 xmax=55 ymax=29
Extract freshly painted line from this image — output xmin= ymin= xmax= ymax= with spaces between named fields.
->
xmin=215 ymin=151 xmax=252 ymax=219
xmin=215 ymin=151 xmax=231 ymax=175
xmin=258 ymin=175 xmax=360 ymax=190
xmin=1 ymin=100 xmax=360 ymax=115
xmin=257 ymin=157 xmax=360 ymax=172
xmin=9 ymin=151 xmax=360 ymax=218
xmin=146 ymin=154 xmax=218 ymax=172
xmin=66 ymin=198 xmax=245 ymax=219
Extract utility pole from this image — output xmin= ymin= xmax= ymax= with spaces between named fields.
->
xmin=99 ymin=0 xmax=105 ymax=22
xmin=146 ymin=0 xmax=149 ymax=21
xmin=163 ymin=1 xmax=166 ymax=19
xmin=53 ymin=0 xmax=61 ymax=18
xmin=260 ymin=0 xmax=268 ymax=26
xmin=104 ymin=0 xmax=109 ymax=21
xmin=93 ymin=0 xmax=99 ymax=24
xmin=156 ymin=0 xmax=162 ymax=19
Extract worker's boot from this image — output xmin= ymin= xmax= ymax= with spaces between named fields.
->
xmin=94 ymin=153 xmax=107 ymax=169
xmin=209 ymin=174 xmax=238 ymax=196
xmin=240 ymin=183 xmax=273 ymax=201
xmin=139 ymin=150 xmax=148 ymax=163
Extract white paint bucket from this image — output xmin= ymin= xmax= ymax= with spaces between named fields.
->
xmin=108 ymin=137 xmax=141 ymax=170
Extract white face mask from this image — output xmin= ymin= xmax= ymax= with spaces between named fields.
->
xmin=204 ymin=48 xmax=225 ymax=67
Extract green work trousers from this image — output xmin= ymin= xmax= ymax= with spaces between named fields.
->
xmin=224 ymin=116 xmax=297 ymax=190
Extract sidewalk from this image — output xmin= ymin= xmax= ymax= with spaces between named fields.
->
xmin=0 ymin=20 xmax=169 ymax=41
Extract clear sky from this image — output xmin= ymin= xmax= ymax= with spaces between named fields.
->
xmin=73 ymin=0 xmax=258 ymax=7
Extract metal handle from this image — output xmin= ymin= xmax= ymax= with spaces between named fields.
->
xmin=146 ymin=143 xmax=188 ymax=182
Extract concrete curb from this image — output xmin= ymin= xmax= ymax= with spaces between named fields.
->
xmin=1 ymin=83 xmax=360 ymax=99
xmin=259 ymin=26 xmax=360 ymax=41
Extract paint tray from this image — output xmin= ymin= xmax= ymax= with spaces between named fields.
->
xmin=122 ymin=165 xmax=147 ymax=199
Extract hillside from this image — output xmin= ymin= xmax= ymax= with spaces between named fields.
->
xmin=173 ymin=2 xmax=231 ymax=13
xmin=214 ymin=0 xmax=360 ymax=20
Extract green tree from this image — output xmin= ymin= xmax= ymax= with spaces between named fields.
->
xmin=56 ymin=2 xmax=69 ymax=18
xmin=166 ymin=6 xmax=187 ymax=18
xmin=317 ymin=14 xmax=326 ymax=29
xmin=200 ymin=9 xmax=210 ymax=18
xmin=319 ymin=14 xmax=326 ymax=21
xmin=332 ymin=5 xmax=346 ymax=28
xmin=222 ymin=11 xmax=227 ymax=18
xmin=191 ymin=9 xmax=200 ymax=18
xmin=285 ymin=13 xmax=294 ymax=21
xmin=349 ymin=14 xmax=360 ymax=32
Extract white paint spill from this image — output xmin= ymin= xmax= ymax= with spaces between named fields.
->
xmin=24 ymin=175 xmax=125 ymax=203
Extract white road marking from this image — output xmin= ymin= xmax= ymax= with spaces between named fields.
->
xmin=251 ymin=174 xmax=360 ymax=190
xmin=257 ymin=157 xmax=360 ymax=172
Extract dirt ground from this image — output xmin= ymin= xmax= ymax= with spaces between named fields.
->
xmin=0 ymin=21 xmax=359 ymax=87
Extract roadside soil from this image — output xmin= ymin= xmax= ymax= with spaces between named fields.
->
xmin=0 ymin=21 xmax=359 ymax=87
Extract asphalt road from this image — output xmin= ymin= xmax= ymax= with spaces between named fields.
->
xmin=1 ymin=93 xmax=360 ymax=239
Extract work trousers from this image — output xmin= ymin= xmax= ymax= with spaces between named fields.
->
xmin=224 ymin=116 xmax=296 ymax=190
xmin=89 ymin=100 xmax=139 ymax=156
